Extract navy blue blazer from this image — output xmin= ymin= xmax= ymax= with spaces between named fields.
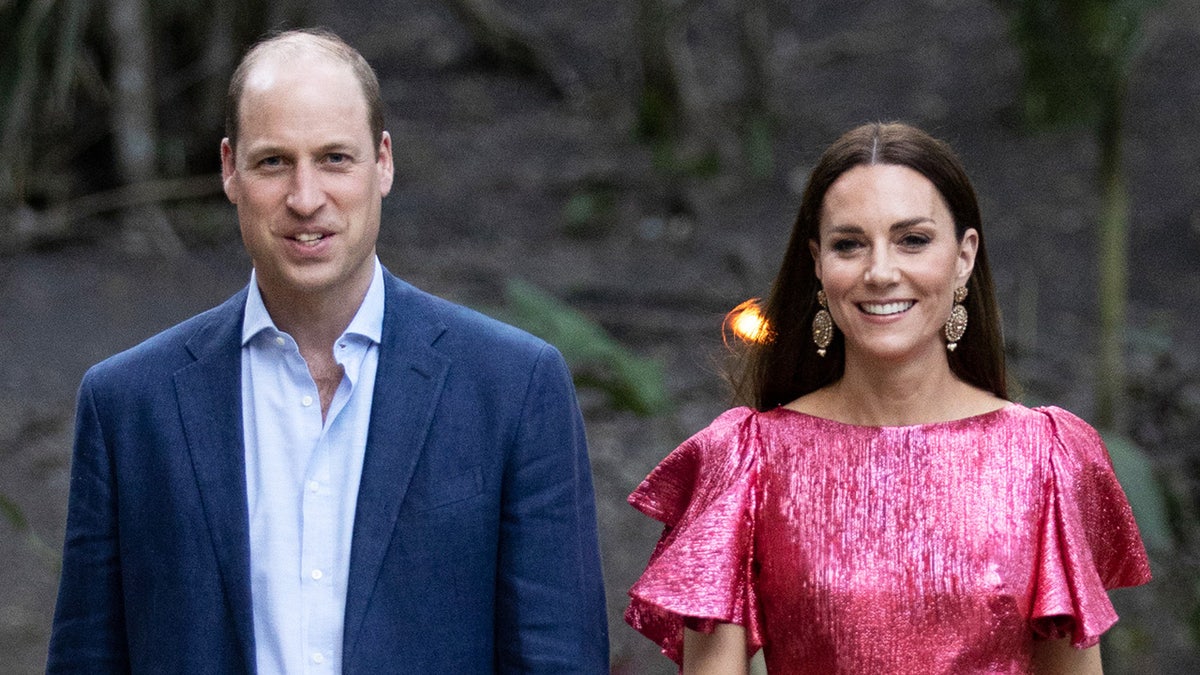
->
xmin=48 ymin=270 xmax=609 ymax=673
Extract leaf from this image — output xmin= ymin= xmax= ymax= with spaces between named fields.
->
xmin=487 ymin=279 xmax=671 ymax=416
xmin=0 ymin=492 xmax=30 ymax=532
xmin=997 ymin=0 xmax=1159 ymax=128
xmin=1100 ymin=430 xmax=1173 ymax=552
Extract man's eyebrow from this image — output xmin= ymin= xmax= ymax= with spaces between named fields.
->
xmin=240 ymin=140 xmax=362 ymax=161
xmin=315 ymin=141 xmax=358 ymax=153
xmin=241 ymin=143 xmax=289 ymax=159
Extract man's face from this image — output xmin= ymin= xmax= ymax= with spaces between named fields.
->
xmin=221 ymin=53 xmax=393 ymax=307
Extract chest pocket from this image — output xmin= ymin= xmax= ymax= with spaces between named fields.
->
xmin=403 ymin=464 xmax=484 ymax=513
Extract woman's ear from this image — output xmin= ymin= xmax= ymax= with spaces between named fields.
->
xmin=957 ymin=228 xmax=979 ymax=285
xmin=809 ymin=239 xmax=823 ymax=280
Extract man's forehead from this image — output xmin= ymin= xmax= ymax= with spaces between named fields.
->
xmin=243 ymin=48 xmax=351 ymax=93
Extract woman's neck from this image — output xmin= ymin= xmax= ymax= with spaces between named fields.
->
xmin=791 ymin=353 xmax=1004 ymax=427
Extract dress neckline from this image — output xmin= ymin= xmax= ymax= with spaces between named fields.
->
xmin=772 ymin=401 xmax=1019 ymax=431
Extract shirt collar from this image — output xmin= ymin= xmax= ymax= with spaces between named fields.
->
xmin=242 ymin=257 xmax=385 ymax=347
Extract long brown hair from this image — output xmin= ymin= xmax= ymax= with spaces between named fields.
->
xmin=734 ymin=122 xmax=1007 ymax=410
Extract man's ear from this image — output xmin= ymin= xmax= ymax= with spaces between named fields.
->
xmin=377 ymin=131 xmax=394 ymax=197
xmin=220 ymin=138 xmax=238 ymax=204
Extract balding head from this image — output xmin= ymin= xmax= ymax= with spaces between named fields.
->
xmin=224 ymin=28 xmax=384 ymax=152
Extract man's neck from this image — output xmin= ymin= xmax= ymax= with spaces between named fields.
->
xmin=261 ymin=283 xmax=370 ymax=421
xmin=257 ymin=268 xmax=374 ymax=357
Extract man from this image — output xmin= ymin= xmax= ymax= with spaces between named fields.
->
xmin=48 ymin=28 xmax=608 ymax=673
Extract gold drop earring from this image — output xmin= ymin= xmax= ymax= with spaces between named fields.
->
xmin=813 ymin=289 xmax=834 ymax=357
xmin=944 ymin=286 xmax=968 ymax=351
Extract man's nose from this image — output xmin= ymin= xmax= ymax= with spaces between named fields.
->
xmin=286 ymin=162 xmax=326 ymax=216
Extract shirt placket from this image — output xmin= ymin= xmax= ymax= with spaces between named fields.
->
xmin=299 ymin=360 xmax=336 ymax=673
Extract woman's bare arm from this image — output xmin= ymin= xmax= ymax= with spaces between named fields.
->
xmin=1032 ymin=638 xmax=1102 ymax=674
xmin=683 ymin=623 xmax=750 ymax=675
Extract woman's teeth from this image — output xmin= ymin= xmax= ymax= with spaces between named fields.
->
xmin=860 ymin=301 xmax=914 ymax=316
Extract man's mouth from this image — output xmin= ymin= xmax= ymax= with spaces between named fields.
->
xmin=292 ymin=233 xmax=328 ymax=244
xmin=859 ymin=300 xmax=914 ymax=316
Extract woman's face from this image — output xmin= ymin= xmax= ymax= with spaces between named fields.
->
xmin=810 ymin=163 xmax=977 ymax=368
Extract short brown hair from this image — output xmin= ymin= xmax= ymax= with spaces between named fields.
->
xmin=224 ymin=28 xmax=384 ymax=151
xmin=735 ymin=122 xmax=1008 ymax=409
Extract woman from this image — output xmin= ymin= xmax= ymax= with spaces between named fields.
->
xmin=625 ymin=122 xmax=1151 ymax=673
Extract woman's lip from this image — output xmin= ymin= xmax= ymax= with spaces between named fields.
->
xmin=858 ymin=300 xmax=915 ymax=316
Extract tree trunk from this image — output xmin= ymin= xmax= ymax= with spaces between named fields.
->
xmin=1 ymin=0 xmax=58 ymax=209
xmin=633 ymin=0 xmax=738 ymax=172
xmin=1094 ymin=85 xmax=1129 ymax=430
xmin=202 ymin=0 xmax=237 ymax=135
xmin=442 ymin=0 xmax=581 ymax=99
xmin=104 ymin=0 xmax=183 ymax=255
xmin=634 ymin=0 xmax=690 ymax=141
xmin=735 ymin=0 xmax=774 ymax=177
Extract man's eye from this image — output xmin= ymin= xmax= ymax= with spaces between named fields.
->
xmin=259 ymin=156 xmax=283 ymax=168
xmin=327 ymin=153 xmax=348 ymax=164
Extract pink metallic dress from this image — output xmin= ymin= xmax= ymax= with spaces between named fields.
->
xmin=626 ymin=404 xmax=1151 ymax=673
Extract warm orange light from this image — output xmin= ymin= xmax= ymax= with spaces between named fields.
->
xmin=725 ymin=299 xmax=771 ymax=344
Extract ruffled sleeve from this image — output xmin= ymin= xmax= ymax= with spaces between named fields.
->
xmin=625 ymin=407 xmax=764 ymax=665
xmin=1030 ymin=406 xmax=1152 ymax=648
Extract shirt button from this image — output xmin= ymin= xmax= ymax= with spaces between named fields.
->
xmin=274 ymin=336 xmax=286 ymax=346
xmin=311 ymin=568 xmax=323 ymax=580
xmin=302 ymin=395 xmax=314 ymax=407
xmin=308 ymin=480 xmax=320 ymax=493
xmin=312 ymin=652 xmax=325 ymax=664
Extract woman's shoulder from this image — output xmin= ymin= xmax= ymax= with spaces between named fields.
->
xmin=1023 ymin=404 xmax=1097 ymax=431
xmin=995 ymin=403 xmax=1098 ymax=440
xmin=673 ymin=406 xmax=764 ymax=464
xmin=1019 ymin=404 xmax=1112 ymax=465
xmin=707 ymin=405 xmax=760 ymax=429
xmin=629 ymin=407 xmax=765 ymax=525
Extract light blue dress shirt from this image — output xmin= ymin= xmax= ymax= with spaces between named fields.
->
xmin=241 ymin=259 xmax=384 ymax=675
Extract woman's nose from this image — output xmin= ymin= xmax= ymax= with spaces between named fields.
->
xmin=863 ymin=248 xmax=899 ymax=285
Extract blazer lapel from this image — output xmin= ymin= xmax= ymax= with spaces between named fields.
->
xmin=173 ymin=290 xmax=257 ymax=672
xmin=343 ymin=273 xmax=449 ymax=660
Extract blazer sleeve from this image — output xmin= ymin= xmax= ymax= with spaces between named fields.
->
xmin=46 ymin=373 xmax=131 ymax=673
xmin=493 ymin=344 xmax=609 ymax=674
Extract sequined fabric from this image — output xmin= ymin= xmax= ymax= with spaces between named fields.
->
xmin=626 ymin=404 xmax=1151 ymax=673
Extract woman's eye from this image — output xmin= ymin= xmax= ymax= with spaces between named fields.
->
xmin=900 ymin=234 xmax=930 ymax=248
xmin=831 ymin=238 xmax=862 ymax=253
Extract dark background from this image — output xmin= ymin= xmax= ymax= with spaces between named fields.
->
xmin=2 ymin=0 xmax=1198 ymax=672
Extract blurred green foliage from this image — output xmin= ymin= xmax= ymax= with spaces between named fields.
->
xmin=486 ymin=279 xmax=671 ymax=416
xmin=0 ymin=493 xmax=60 ymax=571
xmin=1001 ymin=0 xmax=1157 ymax=128
xmin=0 ymin=0 xmax=303 ymax=245
xmin=0 ymin=0 xmax=89 ymax=207
xmin=743 ymin=113 xmax=774 ymax=180
xmin=996 ymin=0 xmax=1161 ymax=431
xmin=1103 ymin=431 xmax=1172 ymax=552
xmin=561 ymin=186 xmax=618 ymax=239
